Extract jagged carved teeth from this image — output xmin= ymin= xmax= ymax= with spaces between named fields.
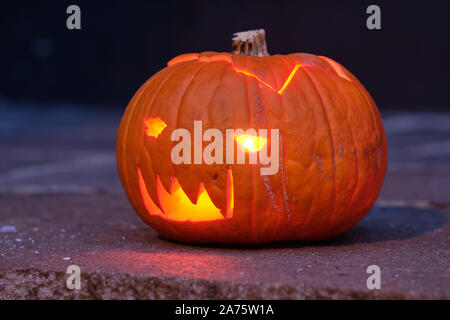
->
xmin=137 ymin=167 xmax=233 ymax=221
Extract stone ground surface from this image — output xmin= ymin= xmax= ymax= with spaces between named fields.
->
xmin=0 ymin=103 xmax=449 ymax=299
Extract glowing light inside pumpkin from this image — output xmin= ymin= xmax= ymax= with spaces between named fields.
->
xmin=233 ymin=64 xmax=303 ymax=95
xmin=156 ymin=176 xmax=224 ymax=221
xmin=235 ymin=134 xmax=267 ymax=152
xmin=233 ymin=67 xmax=276 ymax=91
xmin=144 ymin=117 xmax=167 ymax=138
xmin=137 ymin=167 xmax=234 ymax=221
xmin=277 ymin=64 xmax=302 ymax=94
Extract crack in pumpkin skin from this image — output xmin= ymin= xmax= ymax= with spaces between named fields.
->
xmin=166 ymin=53 xmax=354 ymax=98
xmin=137 ymin=167 xmax=234 ymax=222
xmin=167 ymin=53 xmax=306 ymax=95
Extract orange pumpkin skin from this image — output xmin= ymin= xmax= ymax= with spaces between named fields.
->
xmin=116 ymin=51 xmax=387 ymax=244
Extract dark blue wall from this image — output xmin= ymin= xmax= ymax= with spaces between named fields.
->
xmin=1 ymin=0 xmax=449 ymax=110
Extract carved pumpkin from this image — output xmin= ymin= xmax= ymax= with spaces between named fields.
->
xmin=116 ymin=30 xmax=387 ymax=243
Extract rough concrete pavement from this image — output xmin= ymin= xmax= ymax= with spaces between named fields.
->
xmin=0 ymin=105 xmax=449 ymax=299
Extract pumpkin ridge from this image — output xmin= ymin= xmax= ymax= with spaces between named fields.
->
xmin=156 ymin=64 xmax=207 ymax=192
xmin=308 ymin=69 xmax=358 ymax=236
xmin=345 ymin=76 xmax=383 ymax=211
xmin=262 ymin=60 xmax=281 ymax=238
xmin=278 ymin=56 xmax=299 ymax=221
xmin=167 ymin=53 xmax=200 ymax=66
xmin=302 ymin=68 xmax=338 ymax=237
xmin=118 ymin=77 xmax=152 ymax=199
xmin=263 ymin=59 xmax=289 ymax=237
xmin=202 ymin=62 xmax=232 ymax=215
xmin=356 ymin=84 xmax=387 ymax=211
xmin=337 ymin=116 xmax=386 ymax=235
xmin=266 ymin=58 xmax=282 ymax=90
xmin=205 ymin=63 xmax=229 ymax=130
xmin=128 ymin=66 xmax=179 ymax=213
xmin=267 ymin=61 xmax=288 ymax=239
xmin=168 ymin=62 xmax=211 ymax=203
xmin=318 ymin=56 xmax=352 ymax=82
xmin=120 ymin=65 xmax=181 ymax=237
xmin=326 ymin=73 xmax=361 ymax=225
xmin=279 ymin=134 xmax=290 ymax=220
xmin=139 ymin=65 xmax=183 ymax=210
xmin=246 ymin=57 xmax=279 ymax=241
xmin=293 ymin=71 xmax=317 ymax=171
xmin=242 ymin=54 xmax=258 ymax=241
xmin=284 ymin=69 xmax=318 ymax=234
xmin=291 ymin=69 xmax=319 ymax=236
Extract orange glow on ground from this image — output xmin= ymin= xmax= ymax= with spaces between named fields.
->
xmin=144 ymin=117 xmax=167 ymax=138
xmin=137 ymin=168 xmax=234 ymax=222
xmin=235 ymin=134 xmax=267 ymax=152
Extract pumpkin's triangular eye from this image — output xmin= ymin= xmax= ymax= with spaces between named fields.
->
xmin=144 ymin=117 xmax=167 ymax=138
xmin=235 ymin=134 xmax=267 ymax=152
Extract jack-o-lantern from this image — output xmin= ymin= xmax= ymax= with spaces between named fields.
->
xmin=116 ymin=29 xmax=387 ymax=244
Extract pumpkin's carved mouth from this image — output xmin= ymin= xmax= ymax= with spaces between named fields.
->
xmin=137 ymin=167 xmax=234 ymax=222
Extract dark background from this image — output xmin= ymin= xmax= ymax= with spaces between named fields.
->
xmin=0 ymin=2 xmax=449 ymax=299
xmin=1 ymin=0 xmax=449 ymax=111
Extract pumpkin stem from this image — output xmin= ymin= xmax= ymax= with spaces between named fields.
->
xmin=232 ymin=29 xmax=270 ymax=57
